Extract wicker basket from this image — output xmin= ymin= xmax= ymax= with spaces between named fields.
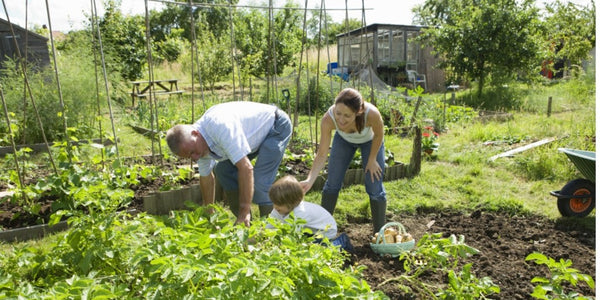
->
xmin=370 ymin=222 xmax=415 ymax=257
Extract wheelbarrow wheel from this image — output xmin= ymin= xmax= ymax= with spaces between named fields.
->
xmin=557 ymin=179 xmax=595 ymax=217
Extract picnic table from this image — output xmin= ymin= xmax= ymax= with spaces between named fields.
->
xmin=130 ymin=79 xmax=184 ymax=106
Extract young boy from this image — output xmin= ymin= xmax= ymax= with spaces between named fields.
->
xmin=267 ymin=175 xmax=353 ymax=251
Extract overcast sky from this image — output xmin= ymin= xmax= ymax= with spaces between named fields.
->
xmin=0 ymin=0 xmax=594 ymax=33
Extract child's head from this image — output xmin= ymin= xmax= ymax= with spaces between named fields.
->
xmin=269 ymin=175 xmax=304 ymax=215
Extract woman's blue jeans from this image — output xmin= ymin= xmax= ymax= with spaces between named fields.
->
xmin=322 ymin=132 xmax=387 ymax=202
xmin=214 ymin=110 xmax=292 ymax=206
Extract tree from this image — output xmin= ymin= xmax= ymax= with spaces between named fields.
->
xmin=540 ymin=0 xmax=595 ymax=77
xmin=234 ymin=3 xmax=303 ymax=79
xmin=414 ymin=0 xmax=542 ymax=99
xmin=325 ymin=19 xmax=363 ymax=46
xmin=96 ymin=1 xmax=147 ymax=81
xmin=195 ymin=30 xmax=232 ymax=92
xmin=305 ymin=7 xmax=335 ymax=47
xmin=151 ymin=0 xmax=236 ymax=43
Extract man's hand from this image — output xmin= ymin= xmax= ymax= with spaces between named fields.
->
xmin=236 ymin=212 xmax=251 ymax=227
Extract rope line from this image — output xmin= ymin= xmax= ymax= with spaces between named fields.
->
xmin=360 ymin=0 xmax=375 ymax=104
xmin=1 ymin=0 xmax=58 ymax=175
xmin=268 ymin=0 xmax=279 ymax=105
xmin=228 ymin=0 xmax=237 ymax=101
xmin=313 ymin=0 xmax=327 ymax=152
xmin=44 ymin=0 xmax=72 ymax=164
xmin=143 ymin=0 xmax=163 ymax=165
xmin=302 ymin=0 xmax=312 ymax=147
xmin=21 ymin=0 xmax=29 ymax=145
xmin=89 ymin=0 xmax=105 ymax=167
xmin=0 ymin=88 xmax=27 ymax=201
xmin=188 ymin=0 xmax=206 ymax=119
xmin=149 ymin=0 xmax=371 ymax=12
xmin=90 ymin=0 xmax=121 ymax=161
xmin=292 ymin=0 xmax=310 ymax=135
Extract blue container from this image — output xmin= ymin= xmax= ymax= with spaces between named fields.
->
xmin=326 ymin=62 xmax=349 ymax=81
xmin=327 ymin=62 xmax=338 ymax=74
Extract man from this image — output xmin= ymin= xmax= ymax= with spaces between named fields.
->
xmin=165 ymin=101 xmax=292 ymax=226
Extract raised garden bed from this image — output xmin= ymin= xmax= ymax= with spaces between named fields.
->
xmin=0 ymin=130 xmax=423 ymax=241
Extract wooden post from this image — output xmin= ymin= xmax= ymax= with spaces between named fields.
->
xmin=410 ymin=96 xmax=422 ymax=126
xmin=442 ymin=93 xmax=447 ymax=131
xmin=408 ymin=126 xmax=422 ymax=176
xmin=547 ymin=96 xmax=552 ymax=117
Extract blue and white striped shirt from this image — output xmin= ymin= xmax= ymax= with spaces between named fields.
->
xmin=193 ymin=101 xmax=277 ymax=176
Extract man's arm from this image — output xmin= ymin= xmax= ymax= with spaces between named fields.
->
xmin=235 ymin=156 xmax=254 ymax=226
xmin=199 ymin=172 xmax=215 ymax=206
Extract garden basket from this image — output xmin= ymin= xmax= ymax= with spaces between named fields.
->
xmin=370 ymin=222 xmax=415 ymax=257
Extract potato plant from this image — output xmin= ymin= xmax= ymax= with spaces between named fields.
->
xmin=526 ymin=252 xmax=595 ymax=299
xmin=380 ymin=233 xmax=500 ymax=299
xmin=0 ymin=206 xmax=386 ymax=299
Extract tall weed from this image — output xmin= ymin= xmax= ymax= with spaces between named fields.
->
xmin=0 ymin=48 xmax=116 ymax=145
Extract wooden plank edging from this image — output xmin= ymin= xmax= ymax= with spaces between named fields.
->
xmin=0 ymin=138 xmax=118 ymax=156
xmin=0 ymin=221 xmax=68 ymax=243
xmin=143 ymin=163 xmax=410 ymax=215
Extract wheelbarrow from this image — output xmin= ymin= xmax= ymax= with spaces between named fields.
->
xmin=550 ymin=148 xmax=595 ymax=217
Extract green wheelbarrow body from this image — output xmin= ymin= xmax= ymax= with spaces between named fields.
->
xmin=550 ymin=148 xmax=595 ymax=217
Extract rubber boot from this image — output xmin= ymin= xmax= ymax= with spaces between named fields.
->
xmin=370 ymin=199 xmax=387 ymax=234
xmin=259 ymin=205 xmax=273 ymax=217
xmin=321 ymin=192 xmax=339 ymax=215
xmin=224 ymin=190 xmax=240 ymax=217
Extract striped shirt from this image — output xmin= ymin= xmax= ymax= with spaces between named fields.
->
xmin=194 ymin=101 xmax=277 ymax=176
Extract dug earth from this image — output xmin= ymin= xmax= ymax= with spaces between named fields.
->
xmin=343 ymin=210 xmax=595 ymax=299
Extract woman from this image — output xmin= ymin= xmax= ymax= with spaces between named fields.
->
xmin=299 ymin=88 xmax=387 ymax=234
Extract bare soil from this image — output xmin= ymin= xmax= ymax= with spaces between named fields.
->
xmin=343 ymin=211 xmax=596 ymax=299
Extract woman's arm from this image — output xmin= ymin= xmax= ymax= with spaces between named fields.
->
xmin=364 ymin=103 xmax=385 ymax=183
xmin=299 ymin=112 xmax=335 ymax=193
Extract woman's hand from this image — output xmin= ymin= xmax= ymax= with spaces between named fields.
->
xmin=299 ymin=179 xmax=313 ymax=194
xmin=365 ymin=160 xmax=382 ymax=183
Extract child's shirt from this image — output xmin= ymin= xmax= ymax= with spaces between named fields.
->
xmin=267 ymin=201 xmax=337 ymax=239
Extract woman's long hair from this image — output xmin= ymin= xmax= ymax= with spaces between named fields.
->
xmin=334 ymin=88 xmax=365 ymax=132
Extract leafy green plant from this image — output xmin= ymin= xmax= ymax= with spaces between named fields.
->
xmin=422 ymin=126 xmax=440 ymax=152
xmin=526 ymin=252 xmax=595 ymax=299
xmin=8 ymin=141 xmax=191 ymax=226
xmin=0 ymin=206 xmax=387 ymax=299
xmin=3 ymin=147 xmax=37 ymax=186
xmin=445 ymin=104 xmax=477 ymax=123
xmin=0 ymin=52 xmax=101 ymax=145
xmin=378 ymin=233 xmax=499 ymax=299
xmin=347 ymin=149 xmax=397 ymax=169
xmin=438 ymin=263 xmax=500 ymax=299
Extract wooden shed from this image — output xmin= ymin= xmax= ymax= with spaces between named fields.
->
xmin=336 ymin=23 xmax=445 ymax=92
xmin=0 ymin=18 xmax=50 ymax=70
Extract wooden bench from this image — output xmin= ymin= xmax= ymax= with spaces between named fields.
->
xmin=130 ymin=79 xmax=184 ymax=106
